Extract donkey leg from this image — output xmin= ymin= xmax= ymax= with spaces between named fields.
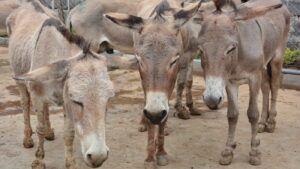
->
xmin=266 ymin=58 xmax=282 ymax=133
xmin=31 ymin=97 xmax=46 ymax=169
xmin=175 ymin=67 xmax=190 ymax=119
xmin=43 ymin=103 xmax=55 ymax=141
xmin=220 ymin=82 xmax=239 ymax=165
xmin=64 ymin=114 xmax=77 ymax=169
xmin=138 ymin=114 xmax=147 ymax=132
xmin=17 ymin=82 xmax=34 ymax=148
xmin=248 ymin=75 xmax=261 ymax=166
xmin=258 ymin=70 xmax=270 ymax=133
xmin=186 ymin=63 xmax=202 ymax=116
xmin=156 ymin=120 xmax=168 ymax=166
xmin=144 ymin=121 xmax=157 ymax=169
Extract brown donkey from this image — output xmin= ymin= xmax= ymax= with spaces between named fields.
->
xmin=67 ymin=0 xmax=207 ymax=123
xmin=103 ymin=1 xmax=203 ymax=168
xmin=8 ymin=1 xmax=114 ymax=168
xmin=193 ymin=0 xmax=290 ymax=166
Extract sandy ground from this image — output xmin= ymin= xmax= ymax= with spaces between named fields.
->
xmin=0 ymin=46 xmax=299 ymax=169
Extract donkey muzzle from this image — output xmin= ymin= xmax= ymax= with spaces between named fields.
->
xmin=143 ymin=109 xmax=168 ymax=124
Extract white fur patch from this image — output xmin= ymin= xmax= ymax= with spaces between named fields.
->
xmin=82 ymin=134 xmax=109 ymax=165
xmin=203 ymin=76 xmax=225 ymax=102
xmin=144 ymin=92 xmax=169 ymax=114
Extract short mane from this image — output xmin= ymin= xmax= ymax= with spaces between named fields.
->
xmin=213 ymin=0 xmax=237 ymax=12
xmin=150 ymin=0 xmax=173 ymax=20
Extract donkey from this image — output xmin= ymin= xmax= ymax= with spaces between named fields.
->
xmin=67 ymin=0 xmax=207 ymax=121
xmin=192 ymin=0 xmax=290 ymax=165
xmin=68 ymin=0 xmax=203 ymax=168
xmin=7 ymin=1 xmax=114 ymax=168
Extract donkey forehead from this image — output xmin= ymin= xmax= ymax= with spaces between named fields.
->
xmin=67 ymin=60 xmax=113 ymax=99
xmin=137 ymin=34 xmax=180 ymax=55
xmin=201 ymin=14 xmax=236 ymax=34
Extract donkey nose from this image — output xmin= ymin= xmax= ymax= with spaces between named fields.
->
xmin=204 ymin=96 xmax=223 ymax=110
xmin=85 ymin=149 xmax=109 ymax=168
xmin=143 ymin=109 xmax=168 ymax=124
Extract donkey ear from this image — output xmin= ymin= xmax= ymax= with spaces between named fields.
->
xmin=234 ymin=0 xmax=282 ymax=21
xmin=173 ymin=1 xmax=202 ymax=27
xmin=14 ymin=60 xmax=70 ymax=83
xmin=104 ymin=13 xmax=144 ymax=32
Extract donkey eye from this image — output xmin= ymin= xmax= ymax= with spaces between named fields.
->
xmin=226 ymin=46 xmax=236 ymax=54
xmin=72 ymin=100 xmax=83 ymax=107
xmin=170 ymin=55 xmax=180 ymax=67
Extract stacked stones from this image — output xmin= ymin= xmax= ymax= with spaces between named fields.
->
xmin=284 ymin=0 xmax=300 ymax=50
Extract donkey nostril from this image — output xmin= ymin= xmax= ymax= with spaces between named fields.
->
xmin=87 ymin=153 xmax=92 ymax=160
xmin=219 ymin=97 xmax=222 ymax=103
xmin=161 ymin=110 xmax=167 ymax=118
xmin=143 ymin=109 xmax=151 ymax=119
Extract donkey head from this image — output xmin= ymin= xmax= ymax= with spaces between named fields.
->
xmin=15 ymin=50 xmax=114 ymax=168
xmin=193 ymin=0 xmax=282 ymax=110
xmin=104 ymin=0 xmax=201 ymax=124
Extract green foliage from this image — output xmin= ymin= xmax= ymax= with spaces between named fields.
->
xmin=284 ymin=48 xmax=300 ymax=65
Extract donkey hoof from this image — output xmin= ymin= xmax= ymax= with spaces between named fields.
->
xmin=249 ymin=149 xmax=261 ymax=165
xmin=265 ymin=120 xmax=276 ymax=133
xmin=177 ymin=112 xmax=190 ymax=120
xmin=23 ymin=137 xmax=34 ymax=148
xmin=175 ymin=105 xmax=190 ymax=120
xmin=189 ymin=108 xmax=202 ymax=116
xmin=45 ymin=128 xmax=55 ymax=141
xmin=144 ymin=161 xmax=157 ymax=169
xmin=157 ymin=154 xmax=168 ymax=166
xmin=219 ymin=148 xmax=234 ymax=165
xmin=138 ymin=124 xmax=147 ymax=132
xmin=258 ymin=123 xmax=266 ymax=133
xmin=32 ymin=160 xmax=46 ymax=169
xmin=249 ymin=156 xmax=261 ymax=166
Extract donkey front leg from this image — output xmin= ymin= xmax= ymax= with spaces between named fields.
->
xmin=138 ymin=114 xmax=147 ymax=132
xmin=175 ymin=66 xmax=190 ymax=119
xmin=185 ymin=63 xmax=202 ymax=116
xmin=220 ymin=82 xmax=239 ymax=165
xmin=156 ymin=120 xmax=168 ymax=166
xmin=16 ymin=82 xmax=34 ymax=148
xmin=31 ymin=96 xmax=46 ymax=169
xmin=144 ymin=120 xmax=157 ymax=169
xmin=248 ymin=75 xmax=261 ymax=165
xmin=43 ymin=103 xmax=55 ymax=141
xmin=64 ymin=114 xmax=77 ymax=169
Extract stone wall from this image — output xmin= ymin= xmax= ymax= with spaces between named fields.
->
xmin=284 ymin=0 xmax=300 ymax=50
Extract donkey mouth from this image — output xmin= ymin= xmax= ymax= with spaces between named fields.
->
xmin=144 ymin=110 xmax=168 ymax=124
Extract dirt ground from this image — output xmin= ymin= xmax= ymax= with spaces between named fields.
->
xmin=0 ymin=46 xmax=299 ymax=169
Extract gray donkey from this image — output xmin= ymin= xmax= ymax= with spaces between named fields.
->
xmin=7 ymin=0 xmax=114 ymax=168
xmin=193 ymin=0 xmax=290 ymax=165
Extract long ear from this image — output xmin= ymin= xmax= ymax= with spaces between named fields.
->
xmin=104 ymin=13 xmax=144 ymax=32
xmin=173 ymin=1 xmax=202 ymax=27
xmin=14 ymin=60 xmax=70 ymax=82
xmin=234 ymin=0 xmax=282 ymax=21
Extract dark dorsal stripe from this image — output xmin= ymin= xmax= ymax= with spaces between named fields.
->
xmin=38 ymin=18 xmax=90 ymax=54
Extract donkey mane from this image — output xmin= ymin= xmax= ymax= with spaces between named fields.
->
xmin=37 ymin=18 xmax=90 ymax=55
xmin=213 ymin=0 xmax=237 ymax=12
xmin=150 ymin=0 xmax=172 ymax=21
